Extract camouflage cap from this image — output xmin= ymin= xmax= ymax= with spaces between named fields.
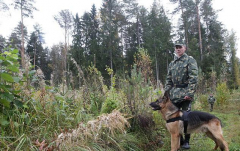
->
xmin=174 ymin=40 xmax=185 ymax=46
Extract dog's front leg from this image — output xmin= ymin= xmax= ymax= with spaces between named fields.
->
xmin=170 ymin=133 xmax=180 ymax=151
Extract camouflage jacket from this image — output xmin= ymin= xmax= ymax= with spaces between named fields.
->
xmin=208 ymin=96 xmax=216 ymax=104
xmin=164 ymin=53 xmax=198 ymax=103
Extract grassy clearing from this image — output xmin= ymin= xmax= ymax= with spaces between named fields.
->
xmin=156 ymin=90 xmax=240 ymax=151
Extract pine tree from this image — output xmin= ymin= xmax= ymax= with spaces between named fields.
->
xmin=100 ymin=0 xmax=123 ymax=85
xmin=226 ymin=30 xmax=240 ymax=89
xmin=70 ymin=13 xmax=86 ymax=87
xmin=8 ymin=22 xmax=28 ymax=51
xmin=54 ymin=9 xmax=73 ymax=90
xmin=88 ymin=5 xmax=101 ymax=69
xmin=200 ymin=0 xmax=226 ymax=77
xmin=26 ymin=24 xmax=45 ymax=68
xmin=170 ymin=0 xmax=190 ymax=49
xmin=54 ymin=9 xmax=73 ymax=71
xmin=121 ymin=0 xmax=140 ymax=75
xmin=49 ymin=43 xmax=65 ymax=86
xmin=71 ymin=13 xmax=85 ymax=65
xmin=144 ymin=1 xmax=172 ymax=85
xmin=195 ymin=0 xmax=203 ymax=61
xmin=13 ymin=0 xmax=37 ymax=67
xmin=70 ymin=6 xmax=101 ymax=87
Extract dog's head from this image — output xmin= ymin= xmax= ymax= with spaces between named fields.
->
xmin=149 ymin=91 xmax=170 ymax=110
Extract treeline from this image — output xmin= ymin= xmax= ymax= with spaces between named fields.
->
xmin=0 ymin=0 xmax=239 ymax=90
xmin=0 ymin=0 xmax=240 ymax=150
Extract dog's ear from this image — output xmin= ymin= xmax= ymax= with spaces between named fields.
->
xmin=162 ymin=91 xmax=170 ymax=102
xmin=164 ymin=91 xmax=170 ymax=99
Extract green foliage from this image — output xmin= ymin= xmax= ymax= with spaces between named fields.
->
xmin=101 ymin=88 xmax=120 ymax=114
xmin=2 ymin=0 xmax=240 ymax=150
xmin=86 ymin=65 xmax=106 ymax=115
xmin=216 ymin=82 xmax=230 ymax=105
xmin=26 ymin=26 xmax=52 ymax=80
xmin=100 ymin=66 xmax=121 ymax=114
xmin=194 ymin=94 xmax=209 ymax=109
xmin=121 ymin=64 xmax=155 ymax=116
xmin=226 ymin=30 xmax=240 ymax=89
xmin=0 ymin=48 xmax=21 ymax=108
xmin=99 ymin=0 xmax=123 ymax=80
xmin=89 ymin=93 xmax=104 ymax=115
xmin=123 ymin=49 xmax=156 ymax=117
xmin=134 ymin=48 xmax=154 ymax=82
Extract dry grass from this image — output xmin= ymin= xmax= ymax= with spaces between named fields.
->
xmin=55 ymin=110 xmax=130 ymax=150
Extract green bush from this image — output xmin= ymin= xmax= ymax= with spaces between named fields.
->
xmin=0 ymin=48 xmax=21 ymax=108
xmin=195 ymin=94 xmax=208 ymax=109
xmin=216 ymin=82 xmax=230 ymax=105
xmin=90 ymin=93 xmax=104 ymax=115
xmin=101 ymin=88 xmax=121 ymax=114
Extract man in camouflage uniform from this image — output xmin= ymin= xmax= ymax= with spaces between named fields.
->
xmin=164 ymin=42 xmax=198 ymax=149
xmin=208 ymin=94 xmax=216 ymax=112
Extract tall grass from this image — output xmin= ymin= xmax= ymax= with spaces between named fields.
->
xmin=0 ymin=51 xmax=161 ymax=150
xmin=2 ymin=48 xmax=238 ymax=150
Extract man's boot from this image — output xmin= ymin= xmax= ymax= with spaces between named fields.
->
xmin=181 ymin=134 xmax=190 ymax=149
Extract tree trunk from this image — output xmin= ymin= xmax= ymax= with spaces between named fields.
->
xmin=109 ymin=3 xmax=113 ymax=87
xmin=137 ymin=14 xmax=140 ymax=47
xmin=21 ymin=2 xmax=25 ymax=68
xmin=121 ymin=26 xmax=125 ymax=79
xmin=196 ymin=2 xmax=203 ymax=61
xmin=179 ymin=0 xmax=189 ymax=50
xmin=34 ymin=41 xmax=36 ymax=69
xmin=154 ymin=38 xmax=159 ymax=88
xmin=110 ymin=45 xmax=113 ymax=87
xmin=63 ymin=22 xmax=68 ymax=93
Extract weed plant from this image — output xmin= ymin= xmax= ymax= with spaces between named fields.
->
xmin=1 ymin=48 xmax=239 ymax=150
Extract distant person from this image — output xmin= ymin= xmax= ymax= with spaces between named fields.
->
xmin=208 ymin=94 xmax=216 ymax=112
xmin=164 ymin=41 xmax=198 ymax=149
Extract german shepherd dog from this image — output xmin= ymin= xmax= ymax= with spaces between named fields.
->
xmin=149 ymin=92 xmax=229 ymax=151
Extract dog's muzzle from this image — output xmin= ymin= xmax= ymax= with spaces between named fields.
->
xmin=149 ymin=102 xmax=162 ymax=110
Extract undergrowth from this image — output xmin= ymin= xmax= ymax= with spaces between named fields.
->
xmin=1 ymin=48 xmax=240 ymax=150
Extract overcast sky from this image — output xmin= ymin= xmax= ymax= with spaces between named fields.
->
xmin=0 ymin=0 xmax=239 ymax=57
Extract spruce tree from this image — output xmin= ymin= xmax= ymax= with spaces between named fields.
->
xmin=100 ymin=0 xmax=123 ymax=85
xmin=226 ymin=30 xmax=240 ymax=89
xmin=8 ymin=22 xmax=28 ymax=51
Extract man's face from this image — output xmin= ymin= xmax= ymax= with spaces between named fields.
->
xmin=175 ymin=45 xmax=186 ymax=57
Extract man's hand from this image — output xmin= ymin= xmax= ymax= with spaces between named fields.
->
xmin=184 ymin=96 xmax=192 ymax=100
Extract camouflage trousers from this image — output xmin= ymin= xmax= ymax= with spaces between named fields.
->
xmin=209 ymin=103 xmax=214 ymax=112
xmin=173 ymin=100 xmax=191 ymax=145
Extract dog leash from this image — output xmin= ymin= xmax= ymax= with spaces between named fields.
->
xmin=187 ymin=101 xmax=192 ymax=111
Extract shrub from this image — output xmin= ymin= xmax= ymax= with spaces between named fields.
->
xmin=0 ymin=48 xmax=21 ymax=108
xmin=216 ymin=82 xmax=230 ymax=105
xmin=195 ymin=94 xmax=208 ymax=109
xmin=100 ymin=88 xmax=120 ymax=114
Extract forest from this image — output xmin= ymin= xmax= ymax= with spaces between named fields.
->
xmin=0 ymin=0 xmax=240 ymax=150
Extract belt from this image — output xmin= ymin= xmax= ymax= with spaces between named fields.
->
xmin=172 ymin=84 xmax=188 ymax=88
